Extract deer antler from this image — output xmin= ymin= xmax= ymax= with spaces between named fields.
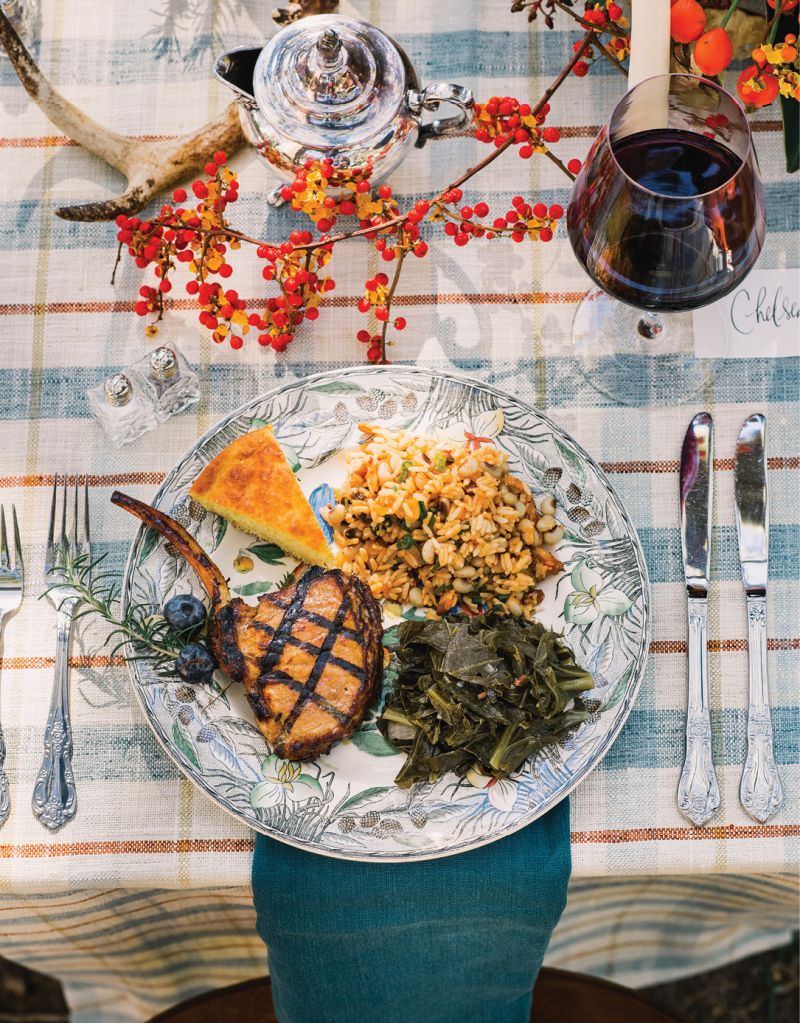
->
xmin=0 ymin=8 xmax=244 ymax=221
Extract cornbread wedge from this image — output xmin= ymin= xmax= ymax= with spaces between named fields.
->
xmin=189 ymin=425 xmax=333 ymax=567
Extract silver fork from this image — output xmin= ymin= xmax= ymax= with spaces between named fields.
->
xmin=33 ymin=475 xmax=90 ymax=830
xmin=0 ymin=505 xmax=24 ymax=827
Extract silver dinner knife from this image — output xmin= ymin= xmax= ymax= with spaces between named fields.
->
xmin=677 ymin=412 xmax=720 ymax=826
xmin=735 ymin=414 xmax=783 ymax=822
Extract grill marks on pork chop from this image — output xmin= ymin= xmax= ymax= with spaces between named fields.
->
xmin=229 ymin=568 xmax=383 ymax=760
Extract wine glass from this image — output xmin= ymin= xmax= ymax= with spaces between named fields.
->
xmin=566 ymin=73 xmax=765 ymax=405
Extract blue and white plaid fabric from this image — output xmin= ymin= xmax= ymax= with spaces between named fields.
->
xmin=0 ymin=2 xmax=797 ymax=1021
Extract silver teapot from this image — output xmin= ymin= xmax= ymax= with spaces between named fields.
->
xmin=214 ymin=14 xmax=473 ymax=200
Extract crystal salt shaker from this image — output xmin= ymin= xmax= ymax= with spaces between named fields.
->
xmin=87 ymin=372 xmax=158 ymax=447
xmin=132 ymin=346 xmax=200 ymax=422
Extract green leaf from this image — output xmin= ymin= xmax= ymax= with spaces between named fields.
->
xmin=779 ymin=8 xmax=799 ymax=173
xmin=553 ymin=437 xmax=586 ymax=488
xmin=211 ymin=516 xmax=227 ymax=553
xmin=337 ymin=786 xmax=392 ymax=813
xmin=232 ymin=581 xmax=274 ymax=597
xmin=248 ymin=543 xmax=285 ymax=565
xmin=781 ymin=89 xmax=799 ymax=174
xmin=172 ymin=719 xmax=201 ymax=770
xmin=603 ymin=662 xmax=634 ymax=711
xmin=307 ymin=380 xmax=365 ymax=395
xmin=349 ymin=730 xmax=401 ymax=757
xmin=279 ymin=442 xmax=301 ymax=473
xmin=250 ymin=418 xmax=268 ymax=430
xmin=139 ymin=526 xmax=161 ymax=564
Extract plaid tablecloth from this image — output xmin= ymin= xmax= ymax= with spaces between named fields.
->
xmin=0 ymin=2 xmax=798 ymax=1021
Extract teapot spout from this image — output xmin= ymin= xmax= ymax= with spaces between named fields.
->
xmin=213 ymin=47 xmax=261 ymax=106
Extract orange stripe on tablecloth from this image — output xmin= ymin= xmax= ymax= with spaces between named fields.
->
xmin=0 ymin=122 xmax=783 ymax=148
xmin=0 ymin=839 xmax=255 ymax=858
xmin=650 ymin=638 xmax=800 ymax=654
xmin=571 ymin=823 xmax=800 ymax=844
xmin=3 ymin=640 xmax=796 ymax=670
xmin=0 ymin=134 xmax=193 ymax=148
xmin=0 ymin=825 xmax=796 ymax=859
xmin=601 ymin=456 xmax=799 ymax=473
xmin=2 ymin=462 xmax=797 ymax=488
xmin=0 ymin=471 xmax=166 ymax=488
xmin=0 ymin=655 xmax=124 ymax=670
xmin=0 ymin=292 xmax=586 ymax=316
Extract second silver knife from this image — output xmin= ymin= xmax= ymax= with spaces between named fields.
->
xmin=677 ymin=412 xmax=720 ymax=826
xmin=735 ymin=413 xmax=783 ymax=822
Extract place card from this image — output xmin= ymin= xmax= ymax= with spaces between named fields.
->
xmin=693 ymin=268 xmax=800 ymax=359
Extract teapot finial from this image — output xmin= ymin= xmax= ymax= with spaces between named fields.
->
xmin=316 ymin=28 xmax=342 ymax=65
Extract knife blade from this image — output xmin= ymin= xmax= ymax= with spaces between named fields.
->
xmin=677 ymin=412 xmax=719 ymax=826
xmin=735 ymin=414 xmax=783 ymax=822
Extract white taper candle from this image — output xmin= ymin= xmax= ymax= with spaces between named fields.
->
xmin=628 ymin=0 xmax=671 ymax=88
xmin=626 ymin=0 xmax=671 ymax=128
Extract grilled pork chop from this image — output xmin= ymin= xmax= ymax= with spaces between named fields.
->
xmin=111 ymin=492 xmax=383 ymax=761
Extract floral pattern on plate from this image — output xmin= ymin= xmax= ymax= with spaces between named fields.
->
xmin=122 ymin=366 xmax=650 ymax=861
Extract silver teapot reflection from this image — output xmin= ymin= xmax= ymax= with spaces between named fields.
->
xmin=214 ymin=14 xmax=473 ymax=201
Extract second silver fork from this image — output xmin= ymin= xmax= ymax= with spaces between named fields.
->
xmin=0 ymin=505 xmax=24 ymax=827
xmin=33 ymin=475 xmax=90 ymax=830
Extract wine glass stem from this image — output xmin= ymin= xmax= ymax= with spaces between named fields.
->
xmin=637 ymin=313 xmax=664 ymax=340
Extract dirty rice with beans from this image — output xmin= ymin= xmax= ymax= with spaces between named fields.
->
xmin=322 ymin=425 xmax=564 ymax=619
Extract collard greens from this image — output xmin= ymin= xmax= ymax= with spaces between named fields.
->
xmin=377 ymin=613 xmax=595 ymax=788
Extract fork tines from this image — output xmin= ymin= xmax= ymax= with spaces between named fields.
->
xmin=45 ymin=475 xmax=90 ymax=575
xmin=0 ymin=504 xmax=23 ymax=586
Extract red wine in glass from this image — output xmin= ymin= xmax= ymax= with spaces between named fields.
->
xmin=566 ymin=74 xmax=765 ymax=404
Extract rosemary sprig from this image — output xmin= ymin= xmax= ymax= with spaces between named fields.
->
xmin=43 ymin=547 xmax=200 ymax=673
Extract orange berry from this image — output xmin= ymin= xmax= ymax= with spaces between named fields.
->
xmin=670 ymin=0 xmax=705 ymax=44
xmin=783 ymin=45 xmax=798 ymax=60
xmin=694 ymin=27 xmax=733 ymax=76
xmin=752 ymin=47 xmax=766 ymax=64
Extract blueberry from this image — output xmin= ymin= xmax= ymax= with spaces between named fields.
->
xmin=175 ymin=643 xmax=216 ymax=685
xmin=164 ymin=594 xmax=206 ymax=631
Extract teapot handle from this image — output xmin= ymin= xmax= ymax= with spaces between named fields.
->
xmin=408 ymin=83 xmax=474 ymax=147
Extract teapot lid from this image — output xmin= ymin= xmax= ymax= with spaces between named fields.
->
xmin=253 ymin=14 xmax=407 ymax=149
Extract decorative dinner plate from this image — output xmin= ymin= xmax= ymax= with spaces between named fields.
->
xmin=122 ymin=366 xmax=650 ymax=861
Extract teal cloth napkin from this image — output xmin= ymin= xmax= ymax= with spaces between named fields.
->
xmin=252 ymin=798 xmax=570 ymax=1023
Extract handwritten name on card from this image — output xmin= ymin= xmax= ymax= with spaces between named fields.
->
xmin=693 ymin=269 xmax=800 ymax=359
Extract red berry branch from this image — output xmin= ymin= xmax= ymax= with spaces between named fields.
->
xmin=113 ymin=10 xmax=611 ymax=361
xmin=114 ymin=1 xmax=797 ymax=361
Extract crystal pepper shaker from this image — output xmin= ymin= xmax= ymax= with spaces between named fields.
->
xmin=133 ymin=345 xmax=200 ymax=422
xmin=87 ymin=372 xmax=159 ymax=447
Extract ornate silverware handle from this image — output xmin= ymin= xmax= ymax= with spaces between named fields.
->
xmin=411 ymin=83 xmax=475 ymax=144
xmin=740 ymin=595 xmax=782 ymax=822
xmin=0 ymin=619 xmax=9 ymax=827
xmin=32 ymin=601 xmax=78 ymax=830
xmin=0 ymin=725 xmax=9 ymax=827
xmin=678 ymin=599 xmax=720 ymax=826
